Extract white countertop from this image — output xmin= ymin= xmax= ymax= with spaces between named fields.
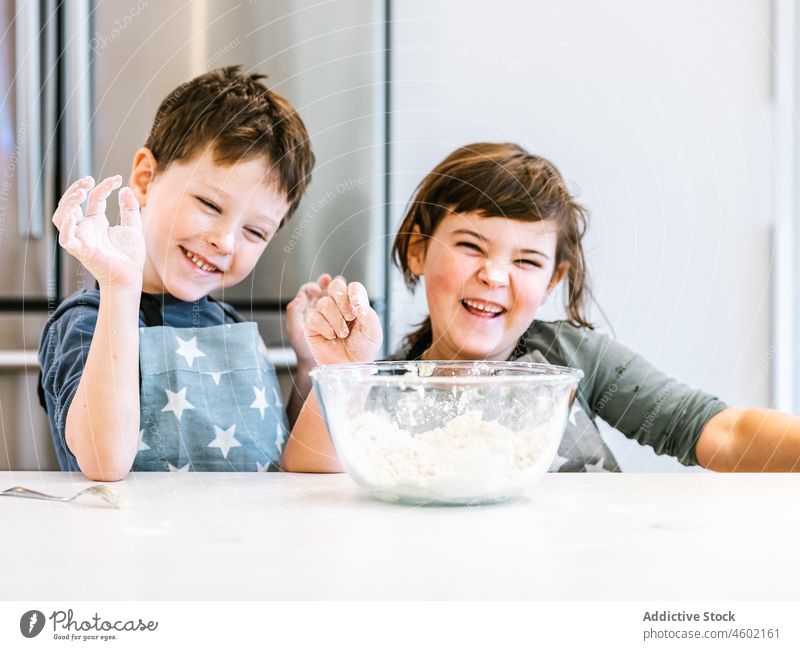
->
xmin=1 ymin=471 xmax=798 ymax=600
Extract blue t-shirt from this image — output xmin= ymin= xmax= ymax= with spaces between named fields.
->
xmin=37 ymin=289 xmax=262 ymax=470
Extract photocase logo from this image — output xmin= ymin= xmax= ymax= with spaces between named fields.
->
xmin=16 ymin=608 xmax=159 ymax=641
xmin=20 ymin=610 xmax=45 ymax=638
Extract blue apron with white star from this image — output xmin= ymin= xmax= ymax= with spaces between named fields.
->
xmin=134 ymin=297 xmax=288 ymax=472
xmin=516 ymin=350 xmax=619 ymax=473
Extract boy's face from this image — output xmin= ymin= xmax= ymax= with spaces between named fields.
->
xmin=408 ymin=212 xmax=567 ymax=361
xmin=132 ymin=149 xmax=289 ymax=301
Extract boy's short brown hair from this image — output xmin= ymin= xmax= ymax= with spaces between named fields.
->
xmin=145 ymin=65 xmax=314 ymax=222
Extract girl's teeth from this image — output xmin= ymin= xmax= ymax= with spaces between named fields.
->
xmin=464 ymin=299 xmax=501 ymax=314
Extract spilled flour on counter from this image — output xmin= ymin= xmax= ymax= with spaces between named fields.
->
xmin=338 ymin=410 xmax=560 ymax=500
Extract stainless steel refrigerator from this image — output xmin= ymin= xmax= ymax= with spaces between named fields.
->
xmin=0 ymin=0 xmax=388 ymax=470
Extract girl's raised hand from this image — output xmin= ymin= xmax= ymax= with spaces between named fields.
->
xmin=53 ymin=176 xmax=146 ymax=290
xmin=304 ymin=277 xmax=383 ymax=365
xmin=286 ymin=273 xmax=333 ymax=365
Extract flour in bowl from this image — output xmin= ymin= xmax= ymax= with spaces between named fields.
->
xmin=336 ymin=410 xmax=562 ymax=501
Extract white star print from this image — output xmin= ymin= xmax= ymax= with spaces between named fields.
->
xmin=137 ymin=429 xmax=150 ymax=452
xmin=202 ymin=370 xmax=229 ymax=385
xmin=250 ymin=386 xmax=269 ymax=419
xmin=568 ymin=404 xmax=580 ymax=426
xmin=549 ymin=454 xmax=570 ymax=472
xmin=175 ymin=335 xmax=207 ymax=367
xmin=208 ymin=424 xmax=241 ymax=459
xmin=161 ymin=387 xmax=195 ymax=421
xmin=168 ymin=463 xmax=190 ymax=472
xmin=584 ymin=457 xmax=608 ymax=472
xmin=256 ymin=461 xmax=270 ymax=472
xmin=275 ymin=423 xmax=286 ymax=454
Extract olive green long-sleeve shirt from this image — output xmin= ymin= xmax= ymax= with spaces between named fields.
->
xmin=394 ymin=320 xmax=727 ymax=468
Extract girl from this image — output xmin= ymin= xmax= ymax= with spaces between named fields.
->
xmin=282 ymin=142 xmax=800 ymax=473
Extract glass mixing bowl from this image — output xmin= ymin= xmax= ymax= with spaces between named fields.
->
xmin=310 ymin=360 xmax=583 ymax=505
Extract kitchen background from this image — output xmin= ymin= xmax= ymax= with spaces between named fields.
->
xmin=0 ymin=0 xmax=792 ymax=472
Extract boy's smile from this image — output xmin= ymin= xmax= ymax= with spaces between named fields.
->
xmin=131 ymin=148 xmax=289 ymax=301
xmin=408 ymin=212 xmax=567 ymax=361
xmin=180 ymin=245 xmax=226 ymax=274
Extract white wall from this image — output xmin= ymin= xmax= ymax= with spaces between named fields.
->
xmin=388 ymin=0 xmax=775 ymax=471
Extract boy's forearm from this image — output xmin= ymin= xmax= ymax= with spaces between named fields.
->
xmin=281 ymin=392 xmax=343 ymax=473
xmin=66 ymin=285 xmax=142 ymax=481
xmin=697 ymin=407 xmax=800 ymax=471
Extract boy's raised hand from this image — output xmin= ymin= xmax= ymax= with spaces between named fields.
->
xmin=53 ymin=176 xmax=146 ymax=289
xmin=304 ymin=277 xmax=383 ymax=365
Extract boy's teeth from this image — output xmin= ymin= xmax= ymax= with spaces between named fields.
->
xmin=184 ymin=248 xmax=218 ymax=272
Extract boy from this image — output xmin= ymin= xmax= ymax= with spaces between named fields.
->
xmin=39 ymin=66 xmax=319 ymax=480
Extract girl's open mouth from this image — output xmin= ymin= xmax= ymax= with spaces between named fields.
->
xmin=461 ymin=299 xmax=505 ymax=319
xmin=180 ymin=246 xmax=221 ymax=274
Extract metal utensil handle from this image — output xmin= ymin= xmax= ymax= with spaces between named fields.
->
xmin=0 ymin=486 xmax=59 ymax=500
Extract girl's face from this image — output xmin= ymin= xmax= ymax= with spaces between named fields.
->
xmin=408 ymin=211 xmax=568 ymax=361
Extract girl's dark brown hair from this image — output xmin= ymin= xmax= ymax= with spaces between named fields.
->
xmin=392 ymin=142 xmax=592 ymax=352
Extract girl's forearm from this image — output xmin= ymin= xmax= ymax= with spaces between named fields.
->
xmin=697 ymin=407 xmax=800 ymax=472
xmin=282 ymin=392 xmax=343 ymax=473
xmin=65 ymin=285 xmax=142 ymax=481
xmin=286 ymin=360 xmax=314 ymax=427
